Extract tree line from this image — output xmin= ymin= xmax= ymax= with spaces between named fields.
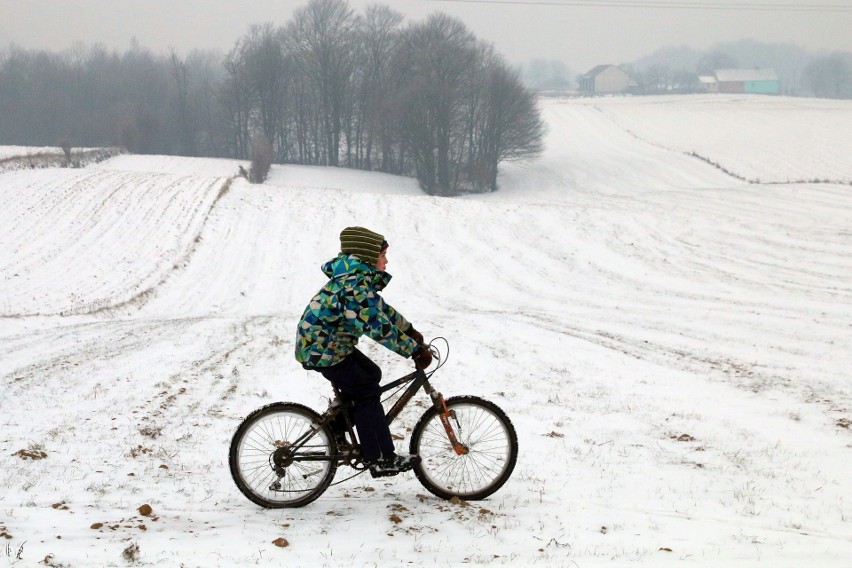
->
xmin=0 ymin=0 xmax=544 ymax=195
xmin=624 ymin=42 xmax=852 ymax=98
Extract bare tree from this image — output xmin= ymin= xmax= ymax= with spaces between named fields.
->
xmin=351 ymin=5 xmax=404 ymax=170
xmin=521 ymin=58 xmax=573 ymax=91
xmin=395 ymin=13 xmax=478 ymax=195
xmin=58 ymin=139 xmax=73 ymax=166
xmin=287 ymin=0 xmax=358 ymax=167
xmin=169 ymin=50 xmax=195 ymax=156
xmin=222 ymin=43 xmax=253 ymax=159
xmin=696 ymin=51 xmax=738 ymax=75
xmin=804 ymin=53 xmax=852 ymax=99
xmin=641 ymin=64 xmax=674 ymax=94
xmin=184 ymin=49 xmax=228 ymax=157
xmin=472 ymin=58 xmax=544 ymax=191
xmin=238 ymin=24 xmax=292 ymax=160
xmin=250 ymin=134 xmax=274 ymax=183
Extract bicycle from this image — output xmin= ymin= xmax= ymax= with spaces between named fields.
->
xmin=229 ymin=339 xmax=518 ymax=508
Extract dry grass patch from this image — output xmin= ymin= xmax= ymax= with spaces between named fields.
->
xmin=12 ymin=446 xmax=47 ymax=460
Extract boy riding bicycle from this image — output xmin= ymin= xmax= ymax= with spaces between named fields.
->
xmin=295 ymin=226 xmax=432 ymax=478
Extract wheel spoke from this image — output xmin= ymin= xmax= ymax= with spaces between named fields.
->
xmin=230 ymin=403 xmax=338 ymax=508
xmin=412 ymin=397 xmax=517 ymax=500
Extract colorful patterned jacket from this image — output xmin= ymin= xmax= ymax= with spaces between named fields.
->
xmin=295 ymin=253 xmax=419 ymax=368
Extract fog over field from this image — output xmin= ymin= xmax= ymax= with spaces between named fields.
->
xmin=3 ymin=0 xmax=851 ymax=73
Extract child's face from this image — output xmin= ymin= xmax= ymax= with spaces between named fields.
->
xmin=376 ymin=249 xmax=388 ymax=271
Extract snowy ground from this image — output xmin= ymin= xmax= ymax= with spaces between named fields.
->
xmin=1 ymin=95 xmax=850 ymax=567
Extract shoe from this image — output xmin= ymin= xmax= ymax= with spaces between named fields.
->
xmin=368 ymin=453 xmax=421 ymax=478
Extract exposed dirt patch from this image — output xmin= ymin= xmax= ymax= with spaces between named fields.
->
xmin=13 ymin=448 xmax=48 ymax=460
xmin=128 ymin=445 xmax=153 ymax=458
xmin=89 ymin=505 xmax=159 ymax=535
xmin=139 ymin=426 xmax=163 ymax=439
xmin=673 ymin=433 xmax=696 ymax=442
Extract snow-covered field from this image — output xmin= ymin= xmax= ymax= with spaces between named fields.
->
xmin=586 ymin=95 xmax=852 ymax=184
xmin=1 ymin=95 xmax=850 ymax=567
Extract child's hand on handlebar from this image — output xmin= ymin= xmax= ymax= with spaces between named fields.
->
xmin=412 ymin=345 xmax=433 ymax=369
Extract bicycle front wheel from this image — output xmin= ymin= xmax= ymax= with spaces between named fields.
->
xmin=410 ymin=396 xmax=518 ymax=501
xmin=229 ymin=402 xmax=337 ymax=508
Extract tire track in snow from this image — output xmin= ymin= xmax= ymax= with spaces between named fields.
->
xmin=588 ymin=95 xmax=852 ymax=184
xmin=87 ymin=176 xmax=237 ymax=316
xmin=0 ymin=171 xmax=234 ymax=317
xmin=466 ymin=306 xmax=851 ymax=425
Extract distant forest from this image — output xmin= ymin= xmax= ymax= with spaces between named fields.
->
xmin=519 ymin=40 xmax=852 ymax=98
xmin=0 ymin=0 xmax=544 ymax=195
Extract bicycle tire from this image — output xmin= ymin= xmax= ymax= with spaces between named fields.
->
xmin=229 ymin=402 xmax=337 ymax=508
xmin=410 ymin=395 xmax=518 ymax=501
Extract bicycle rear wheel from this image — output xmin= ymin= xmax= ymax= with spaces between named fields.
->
xmin=410 ymin=395 xmax=518 ymax=501
xmin=229 ymin=402 xmax=337 ymax=508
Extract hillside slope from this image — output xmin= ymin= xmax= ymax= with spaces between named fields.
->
xmin=1 ymin=96 xmax=850 ymax=567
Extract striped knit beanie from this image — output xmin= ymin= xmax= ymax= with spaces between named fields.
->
xmin=339 ymin=226 xmax=388 ymax=267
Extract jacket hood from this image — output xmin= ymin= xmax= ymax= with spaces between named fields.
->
xmin=321 ymin=253 xmax=392 ymax=290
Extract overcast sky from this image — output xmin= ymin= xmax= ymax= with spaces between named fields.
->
xmin=2 ymin=0 xmax=850 ymax=72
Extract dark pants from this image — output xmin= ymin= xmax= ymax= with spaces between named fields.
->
xmin=318 ymin=349 xmax=395 ymax=462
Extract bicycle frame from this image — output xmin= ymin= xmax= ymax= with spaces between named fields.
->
xmin=281 ymin=367 xmax=468 ymax=467
xmin=383 ymin=369 xmax=425 ymax=424
xmin=384 ymin=369 xmax=469 ymax=456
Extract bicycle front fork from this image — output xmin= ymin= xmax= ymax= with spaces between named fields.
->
xmin=424 ymin=384 xmax=469 ymax=456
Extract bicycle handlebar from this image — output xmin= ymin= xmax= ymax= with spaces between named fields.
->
xmin=413 ymin=337 xmax=448 ymax=374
